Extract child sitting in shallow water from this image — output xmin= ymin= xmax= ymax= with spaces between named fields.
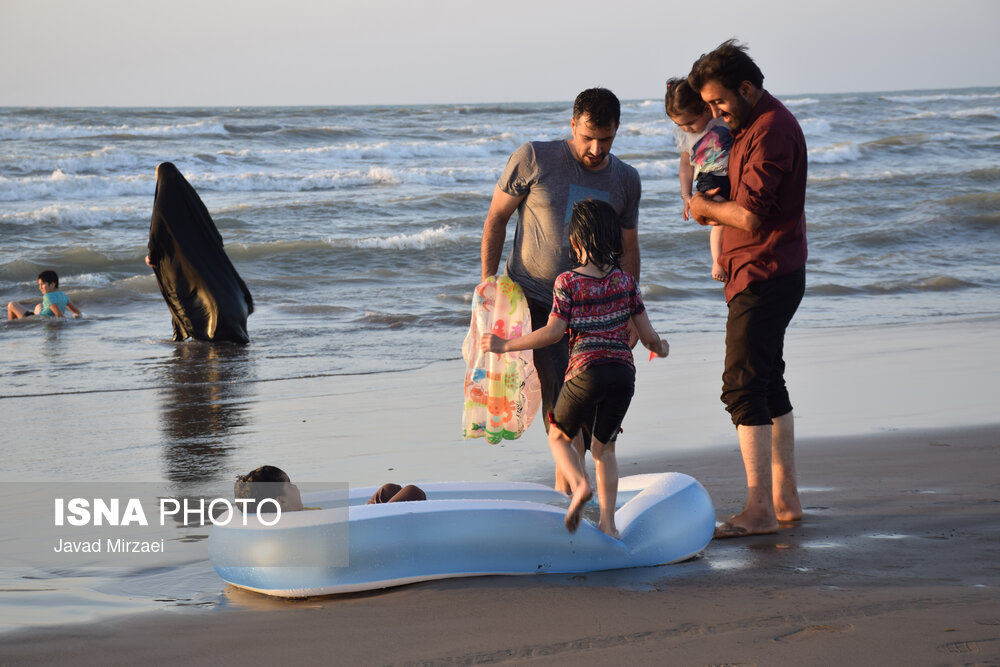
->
xmin=7 ymin=270 xmax=81 ymax=320
xmin=481 ymin=199 xmax=670 ymax=537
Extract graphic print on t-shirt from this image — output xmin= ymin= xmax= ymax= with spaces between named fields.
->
xmin=691 ymin=126 xmax=732 ymax=176
xmin=564 ymin=184 xmax=611 ymax=223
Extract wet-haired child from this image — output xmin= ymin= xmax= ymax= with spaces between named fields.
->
xmin=481 ymin=199 xmax=669 ymax=537
xmin=665 ymin=77 xmax=733 ymax=283
xmin=6 ymin=270 xmax=81 ymax=320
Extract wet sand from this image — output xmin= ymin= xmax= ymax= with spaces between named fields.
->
xmin=4 ymin=422 xmax=998 ymax=666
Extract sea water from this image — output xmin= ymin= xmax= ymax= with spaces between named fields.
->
xmin=1 ymin=88 xmax=998 ymax=629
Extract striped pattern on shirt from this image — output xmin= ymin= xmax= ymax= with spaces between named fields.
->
xmin=551 ymin=268 xmax=644 ymax=382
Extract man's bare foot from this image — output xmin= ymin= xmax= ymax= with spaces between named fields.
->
xmin=713 ymin=511 xmax=778 ymax=539
xmin=564 ymin=485 xmax=593 ymax=533
xmin=774 ymin=491 xmax=803 ymax=523
xmin=712 ymin=262 xmax=728 ymax=283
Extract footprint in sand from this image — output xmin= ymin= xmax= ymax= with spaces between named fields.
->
xmin=939 ymin=637 xmax=1000 ymax=654
xmin=774 ymin=623 xmax=854 ymax=643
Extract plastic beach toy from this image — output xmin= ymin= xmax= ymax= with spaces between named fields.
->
xmin=461 ymin=276 xmax=541 ymax=443
xmin=208 ymin=472 xmax=715 ymax=597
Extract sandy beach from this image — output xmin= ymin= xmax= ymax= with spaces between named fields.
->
xmin=3 ymin=425 xmax=998 ymax=665
xmin=2 ymin=317 xmax=998 ymax=665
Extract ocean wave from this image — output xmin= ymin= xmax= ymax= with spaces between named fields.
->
xmin=1 ymin=145 xmax=146 ymax=176
xmin=894 ymin=110 xmax=939 ymax=121
xmin=637 ymin=283 xmax=696 ymax=300
xmin=222 ymin=226 xmax=465 ymax=261
xmin=0 ymin=250 xmax=150 ymax=285
xmin=782 ymin=97 xmax=820 ymax=107
xmin=864 ymin=133 xmax=932 ymax=147
xmin=0 ymin=119 xmax=229 ymax=141
xmin=0 ymin=203 xmax=147 ymax=228
xmin=272 ymin=125 xmax=364 ymax=140
xmin=0 ymin=170 xmax=152 ymax=201
xmin=809 ymin=283 xmax=862 ymax=296
xmin=881 ymin=91 xmax=1000 ymax=104
xmin=886 ymin=276 xmax=976 ymax=293
xmin=809 ymin=141 xmax=861 ymax=164
xmin=799 ymin=117 xmax=833 ymax=136
xmin=350 ymin=225 xmax=459 ymax=250
xmin=939 ymin=191 xmax=1000 ymax=212
xmin=0 ymin=164 xmax=500 ymax=201
xmin=256 ymin=137 xmax=516 ymax=161
xmin=620 ymin=121 xmax=674 ymax=138
xmin=809 ymin=276 xmax=977 ymax=297
xmin=357 ymin=311 xmax=422 ymax=328
xmin=949 ymin=107 xmax=999 ymax=119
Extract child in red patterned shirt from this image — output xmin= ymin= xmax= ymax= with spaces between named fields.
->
xmin=481 ymin=199 xmax=669 ymax=537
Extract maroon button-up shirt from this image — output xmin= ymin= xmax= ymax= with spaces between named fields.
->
xmin=722 ymin=90 xmax=808 ymax=302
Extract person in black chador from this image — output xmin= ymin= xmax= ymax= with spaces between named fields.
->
xmin=145 ymin=162 xmax=253 ymax=344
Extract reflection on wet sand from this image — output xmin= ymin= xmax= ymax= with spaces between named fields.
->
xmin=157 ymin=342 xmax=256 ymax=487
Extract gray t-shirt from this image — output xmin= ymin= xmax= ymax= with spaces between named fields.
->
xmin=498 ymin=140 xmax=641 ymax=303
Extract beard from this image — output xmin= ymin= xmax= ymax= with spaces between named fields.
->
xmin=726 ymin=94 xmax=755 ymax=132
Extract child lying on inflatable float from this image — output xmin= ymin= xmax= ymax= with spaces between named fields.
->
xmin=235 ymin=465 xmax=426 ymax=511
xmin=210 ymin=470 xmax=715 ymax=597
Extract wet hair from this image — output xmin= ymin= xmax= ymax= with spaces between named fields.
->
xmin=664 ymin=77 xmax=706 ymax=118
xmin=234 ymin=465 xmax=289 ymax=510
xmin=37 ymin=270 xmax=59 ymax=288
xmin=688 ymin=39 xmax=765 ymax=94
xmin=569 ymin=199 xmax=622 ymax=269
xmin=573 ymin=88 xmax=621 ymax=128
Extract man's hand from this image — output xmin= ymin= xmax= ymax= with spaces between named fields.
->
xmin=689 ymin=192 xmax=716 ymax=226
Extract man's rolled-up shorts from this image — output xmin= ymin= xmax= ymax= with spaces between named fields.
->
xmin=722 ymin=268 xmax=805 ymax=427
xmin=527 ymin=298 xmax=569 ymax=432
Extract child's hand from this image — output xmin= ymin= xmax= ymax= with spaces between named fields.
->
xmin=682 ymin=197 xmax=691 ymax=221
xmin=480 ymin=333 xmax=506 ymax=354
xmin=649 ymin=338 xmax=669 ymax=358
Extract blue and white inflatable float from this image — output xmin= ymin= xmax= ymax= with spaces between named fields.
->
xmin=209 ymin=472 xmax=714 ymax=597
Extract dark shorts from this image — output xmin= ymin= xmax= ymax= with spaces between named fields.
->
xmin=527 ymin=297 xmax=570 ymax=432
xmin=696 ymin=172 xmax=731 ymax=200
xmin=722 ymin=267 xmax=805 ymax=426
xmin=550 ymin=363 xmax=635 ymax=446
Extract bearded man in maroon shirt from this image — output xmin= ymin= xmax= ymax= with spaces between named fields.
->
xmin=687 ymin=40 xmax=808 ymax=538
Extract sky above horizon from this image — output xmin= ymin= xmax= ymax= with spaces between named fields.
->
xmin=1 ymin=0 xmax=998 ymax=107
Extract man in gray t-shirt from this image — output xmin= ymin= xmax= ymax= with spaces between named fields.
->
xmin=479 ymin=87 xmax=642 ymax=493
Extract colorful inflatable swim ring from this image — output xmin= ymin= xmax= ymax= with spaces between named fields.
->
xmin=461 ymin=276 xmax=541 ymax=443
xmin=208 ymin=472 xmax=715 ymax=597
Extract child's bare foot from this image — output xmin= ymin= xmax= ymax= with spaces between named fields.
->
xmin=564 ymin=484 xmax=593 ymax=533
xmin=598 ymin=520 xmax=619 ymax=539
xmin=712 ymin=262 xmax=728 ymax=283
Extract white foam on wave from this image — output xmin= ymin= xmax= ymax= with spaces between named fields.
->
xmin=0 ymin=119 xmax=228 ymax=141
xmin=2 ymin=145 xmax=146 ymax=176
xmin=782 ymin=97 xmax=820 ymax=107
xmin=0 ymin=202 xmax=146 ymax=227
xmin=895 ymin=110 xmax=939 ymax=120
xmin=809 ymin=141 xmax=862 ymax=164
xmin=0 ymin=170 xmax=151 ymax=202
xmin=621 ymin=121 xmax=674 ymax=138
xmin=631 ymin=160 xmax=676 ymax=179
xmin=949 ymin=107 xmax=999 ymax=119
xmin=261 ymin=137 xmax=516 ymax=162
xmin=881 ymin=91 xmax=1000 ymax=104
xmin=799 ymin=117 xmax=832 ymax=136
xmin=349 ymin=225 xmax=456 ymax=250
